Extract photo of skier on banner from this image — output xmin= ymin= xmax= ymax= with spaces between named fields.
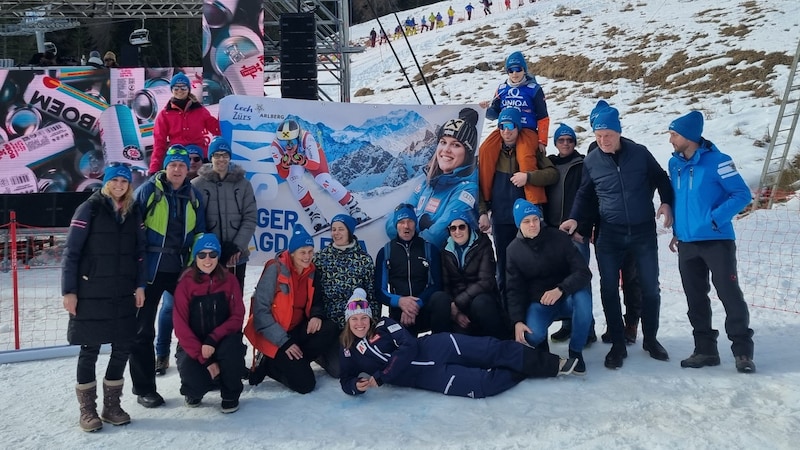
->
xmin=270 ymin=118 xmax=371 ymax=232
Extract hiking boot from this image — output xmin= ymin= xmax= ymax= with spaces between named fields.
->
xmin=600 ymin=328 xmax=612 ymax=344
xmin=624 ymin=319 xmax=639 ymax=344
xmin=221 ymin=399 xmax=240 ymax=414
xmin=569 ymin=350 xmax=586 ymax=375
xmin=680 ymin=353 xmax=721 ymax=368
xmin=558 ymin=357 xmax=579 ymax=376
xmin=735 ymin=355 xmax=756 ymax=374
xmin=76 ymin=381 xmax=102 ymax=432
xmin=248 ymin=352 xmax=269 ymax=386
xmin=550 ymin=324 xmax=571 ymax=342
xmin=100 ymin=378 xmax=130 ymax=426
xmin=155 ymin=356 xmax=169 ymax=376
xmin=604 ymin=345 xmax=627 ymax=369
xmin=642 ymin=339 xmax=669 ymax=361
xmin=304 ymin=203 xmax=330 ymax=232
xmin=136 ymin=392 xmax=165 ymax=408
xmin=184 ymin=396 xmax=202 ymax=408
xmin=345 ymin=196 xmax=371 ymax=224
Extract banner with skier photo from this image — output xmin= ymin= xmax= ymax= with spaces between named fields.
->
xmin=217 ymin=96 xmax=483 ymax=262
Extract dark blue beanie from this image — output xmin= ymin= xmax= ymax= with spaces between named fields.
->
xmin=589 ymin=100 xmax=610 ymax=127
xmin=669 ymin=111 xmax=704 ymax=143
xmin=163 ymin=144 xmax=191 ymax=169
xmin=331 ymin=213 xmax=357 ymax=236
xmin=505 ymin=51 xmax=527 ymax=73
xmin=393 ymin=203 xmax=417 ymax=228
xmin=513 ymin=198 xmax=543 ymax=229
xmin=170 ymin=72 xmax=190 ymax=89
xmin=498 ymin=107 xmax=521 ymax=129
xmin=185 ymin=144 xmax=203 ymax=158
xmin=193 ymin=233 xmax=221 ymax=257
xmin=288 ymin=224 xmax=314 ymax=253
xmin=592 ymin=107 xmax=622 ymax=134
xmin=103 ymin=164 xmax=132 ymax=184
xmin=553 ymin=123 xmax=577 ymax=145
xmin=446 ymin=208 xmax=478 ymax=233
xmin=208 ymin=136 xmax=232 ymax=157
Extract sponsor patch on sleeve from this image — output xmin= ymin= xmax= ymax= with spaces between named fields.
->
xmin=387 ymin=323 xmax=402 ymax=333
xmin=459 ymin=190 xmax=476 ymax=208
xmin=718 ymin=160 xmax=739 ymax=179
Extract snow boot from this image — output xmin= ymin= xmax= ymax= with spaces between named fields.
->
xmin=76 ymin=381 xmax=102 ymax=432
xmin=155 ymin=355 xmax=169 ymax=376
xmin=569 ymin=349 xmax=586 ymax=375
xmin=344 ymin=196 xmax=371 ymax=224
xmin=550 ymin=320 xmax=571 ymax=342
xmin=101 ymin=378 xmax=131 ymax=425
xmin=304 ymin=203 xmax=330 ymax=232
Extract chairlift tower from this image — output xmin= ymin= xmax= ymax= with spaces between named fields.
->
xmin=756 ymin=38 xmax=800 ymax=209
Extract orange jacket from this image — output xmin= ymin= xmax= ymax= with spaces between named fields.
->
xmin=478 ymin=128 xmax=548 ymax=204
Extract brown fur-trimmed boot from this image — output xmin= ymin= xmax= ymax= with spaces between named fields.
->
xmin=76 ymin=381 xmax=102 ymax=432
xmin=100 ymin=378 xmax=131 ymax=426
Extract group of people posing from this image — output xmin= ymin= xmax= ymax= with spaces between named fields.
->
xmin=61 ymin=51 xmax=756 ymax=432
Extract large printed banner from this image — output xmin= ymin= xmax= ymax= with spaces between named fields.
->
xmin=218 ymin=96 xmax=484 ymax=262
xmin=0 ymin=67 xmax=210 ymax=194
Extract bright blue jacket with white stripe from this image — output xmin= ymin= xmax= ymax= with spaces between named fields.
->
xmin=668 ymin=139 xmax=751 ymax=242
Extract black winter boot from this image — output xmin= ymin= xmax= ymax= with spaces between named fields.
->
xmin=569 ymin=349 xmax=586 ymax=375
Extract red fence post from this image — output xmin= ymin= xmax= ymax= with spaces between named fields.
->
xmin=10 ymin=210 xmax=20 ymax=350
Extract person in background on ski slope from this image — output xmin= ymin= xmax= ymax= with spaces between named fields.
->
xmin=149 ymin=72 xmax=220 ymax=174
xmin=465 ymin=2 xmax=474 ymax=20
xmin=666 ymin=111 xmax=755 ymax=374
xmin=269 ymin=117 xmax=370 ymax=233
xmin=173 ymin=233 xmax=246 ymax=413
xmin=560 ymin=104 xmax=674 ymax=370
xmin=447 ymin=5 xmax=456 ymax=25
xmin=433 ymin=210 xmax=510 ymax=339
xmin=429 ymin=12 xmax=437 ymax=30
xmin=506 ymin=199 xmax=593 ymax=375
xmin=369 ymin=28 xmax=377 ymax=47
xmin=505 ymin=0 xmax=511 ymax=10
xmin=375 ymin=204 xmax=449 ymax=336
xmin=339 ymin=289 xmax=580 ymax=398
xmin=63 ymin=164 xmax=145 ymax=432
xmin=386 ymin=108 xmax=480 ymax=248
xmin=380 ymin=28 xmax=389 ymax=44
xmin=477 ymin=107 xmax=557 ymax=298
xmin=246 ymin=224 xmax=340 ymax=393
xmin=480 ymin=51 xmax=550 ymax=153
xmin=420 ymin=15 xmax=429 ymax=32
xmin=436 ymin=12 xmax=445 ymax=28
xmin=481 ymin=0 xmax=492 ymax=15
xmin=312 ymin=214 xmax=379 ymax=378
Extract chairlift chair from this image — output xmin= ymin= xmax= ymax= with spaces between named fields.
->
xmin=129 ymin=19 xmax=151 ymax=46
xmin=44 ymin=42 xmax=57 ymax=55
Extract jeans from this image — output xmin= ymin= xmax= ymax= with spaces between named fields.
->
xmin=594 ymin=224 xmax=661 ymax=347
xmin=524 ymin=286 xmax=593 ymax=352
xmin=155 ymin=291 xmax=174 ymax=358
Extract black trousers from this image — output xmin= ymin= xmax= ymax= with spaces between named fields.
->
xmin=429 ymin=291 xmax=511 ymax=339
xmin=77 ymin=342 xmax=131 ymax=384
xmin=129 ymin=271 xmax=179 ymax=396
xmin=261 ymin=318 xmax=339 ymax=394
xmin=389 ymin=291 xmax=451 ymax=336
xmin=176 ymin=332 xmax=246 ymax=401
xmin=678 ymin=240 xmax=754 ymax=357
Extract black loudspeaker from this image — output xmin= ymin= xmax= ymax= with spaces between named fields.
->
xmin=281 ymin=79 xmax=318 ymax=100
xmin=0 ymin=192 xmax=91 ymax=228
xmin=280 ymin=13 xmax=318 ymax=100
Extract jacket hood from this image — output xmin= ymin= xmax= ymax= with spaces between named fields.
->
xmin=197 ymin=162 xmax=246 ymax=182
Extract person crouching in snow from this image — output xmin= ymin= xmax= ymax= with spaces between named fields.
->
xmin=270 ymin=118 xmax=370 ymax=232
xmin=173 ymin=233 xmax=246 ymax=413
xmin=339 ymin=288 xmax=580 ymax=398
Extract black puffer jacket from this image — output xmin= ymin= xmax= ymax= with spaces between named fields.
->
xmin=441 ymin=232 xmax=500 ymax=312
xmin=62 ymin=191 xmax=146 ymax=345
xmin=505 ymin=227 xmax=591 ymax=324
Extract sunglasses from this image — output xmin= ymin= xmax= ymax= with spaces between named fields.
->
xmin=172 ymin=85 xmax=189 ymax=91
xmin=196 ymin=251 xmax=219 ymax=260
xmin=507 ymin=67 xmax=524 ymax=74
xmin=166 ymin=147 xmax=188 ymax=156
xmin=189 ymin=156 xmax=203 ymax=162
xmin=347 ymin=300 xmax=370 ymax=311
xmin=108 ymin=161 xmax=131 ymax=168
xmin=557 ymin=138 xmax=575 ymax=144
xmin=448 ymin=223 xmax=468 ymax=232
xmin=500 ymin=122 xmax=516 ymax=131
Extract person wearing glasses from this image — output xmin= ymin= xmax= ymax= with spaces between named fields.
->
xmin=387 ymin=108 xmax=480 ymax=248
xmin=132 ymin=145 xmax=205 ymax=408
xmin=185 ymin=144 xmax=205 ymax=180
xmin=173 ymin=233 xmax=246 ymax=413
xmin=479 ymin=51 xmax=550 ymax=152
xmin=312 ymin=214 xmax=379 ymax=378
xmin=507 ymin=199 xmax=593 ymax=375
xmin=339 ymin=288 xmax=580 ymax=398
xmin=545 ymin=123 xmax=598 ymax=345
xmin=432 ymin=210 xmax=510 ymax=339
xmin=149 ymin=72 xmax=220 ymax=174
xmin=477 ymin=107 xmax=557 ymax=298
xmin=192 ymin=136 xmax=257 ymax=292
xmin=246 ymin=224 xmax=339 ymax=393
xmin=62 ymin=164 xmax=145 ymax=432
xmin=270 ymin=118 xmax=370 ymax=233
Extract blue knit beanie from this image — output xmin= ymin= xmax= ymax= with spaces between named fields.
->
xmin=592 ymin=107 xmax=622 ymax=134
xmin=163 ymin=144 xmax=190 ymax=169
xmin=185 ymin=144 xmax=203 ymax=158
xmin=103 ymin=164 xmax=132 ymax=184
xmin=208 ymin=136 xmax=232 ymax=157
xmin=447 ymin=208 xmax=478 ymax=233
xmin=170 ymin=72 xmax=191 ymax=90
xmin=288 ymin=224 xmax=314 ymax=253
xmin=393 ymin=203 xmax=417 ymax=228
xmin=513 ymin=198 xmax=543 ymax=229
xmin=669 ymin=111 xmax=704 ymax=143
xmin=331 ymin=213 xmax=357 ymax=236
xmin=193 ymin=233 xmax=221 ymax=257
xmin=553 ymin=123 xmax=577 ymax=145
xmin=498 ymin=107 xmax=521 ymax=129
xmin=505 ymin=51 xmax=527 ymax=73
xmin=589 ymin=100 xmax=610 ymax=127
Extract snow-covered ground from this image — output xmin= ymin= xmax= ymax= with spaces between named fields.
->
xmin=2 ymin=0 xmax=800 ymax=447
